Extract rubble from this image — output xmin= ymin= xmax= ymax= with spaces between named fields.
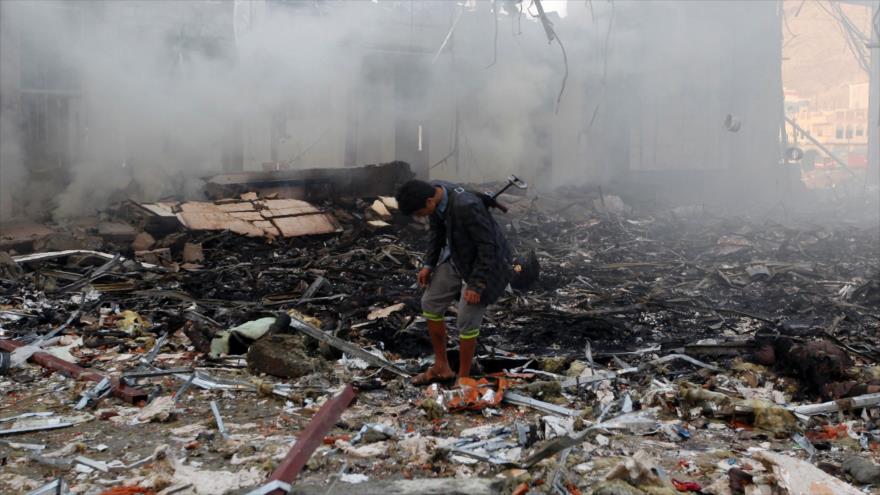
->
xmin=1 ymin=184 xmax=878 ymax=494
xmin=246 ymin=334 xmax=328 ymax=379
xmin=842 ymin=455 xmax=880 ymax=485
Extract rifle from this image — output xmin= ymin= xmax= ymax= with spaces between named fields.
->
xmin=479 ymin=175 xmax=528 ymax=213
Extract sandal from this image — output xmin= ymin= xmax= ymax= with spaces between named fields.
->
xmin=411 ymin=367 xmax=456 ymax=386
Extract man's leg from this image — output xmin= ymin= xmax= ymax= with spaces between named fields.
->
xmin=425 ymin=319 xmax=454 ymax=378
xmin=457 ymin=333 xmax=478 ymax=379
xmin=456 ymin=294 xmax=487 ymax=380
xmin=415 ymin=263 xmax=461 ymax=384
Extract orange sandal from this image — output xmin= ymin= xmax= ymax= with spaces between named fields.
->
xmin=411 ymin=368 xmax=456 ymax=386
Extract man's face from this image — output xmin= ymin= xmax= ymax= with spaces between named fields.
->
xmin=412 ymin=196 xmax=437 ymax=218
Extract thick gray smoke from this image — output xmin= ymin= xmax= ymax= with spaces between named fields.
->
xmin=0 ymin=0 xmax=791 ymax=221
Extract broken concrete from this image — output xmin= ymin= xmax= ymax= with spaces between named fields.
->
xmin=182 ymin=243 xmax=204 ymax=263
xmin=131 ymin=231 xmax=157 ymax=252
xmin=0 ymin=221 xmax=56 ymax=253
xmin=247 ymin=334 xmax=328 ymax=379
xmin=842 ymin=456 xmax=880 ymax=485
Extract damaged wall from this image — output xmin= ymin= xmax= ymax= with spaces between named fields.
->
xmin=545 ymin=1 xmax=787 ymax=201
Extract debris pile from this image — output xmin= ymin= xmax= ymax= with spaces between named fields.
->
xmin=1 ymin=185 xmax=879 ymax=495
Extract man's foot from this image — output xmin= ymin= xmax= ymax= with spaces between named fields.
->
xmin=454 ymin=377 xmax=472 ymax=389
xmin=411 ymin=365 xmax=456 ymax=386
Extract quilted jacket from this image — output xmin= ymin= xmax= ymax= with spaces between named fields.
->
xmin=424 ymin=180 xmax=512 ymax=304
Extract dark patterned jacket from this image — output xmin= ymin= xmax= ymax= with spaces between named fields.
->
xmin=425 ymin=181 xmax=512 ymax=304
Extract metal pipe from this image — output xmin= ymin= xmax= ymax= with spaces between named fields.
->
xmin=263 ymin=384 xmax=357 ymax=494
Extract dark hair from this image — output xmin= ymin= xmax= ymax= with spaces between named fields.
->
xmin=395 ymin=180 xmax=435 ymax=215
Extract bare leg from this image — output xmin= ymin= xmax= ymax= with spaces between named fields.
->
xmin=411 ymin=319 xmax=455 ymax=385
xmin=428 ymin=319 xmax=454 ymax=376
xmin=458 ymin=336 xmax=477 ymax=379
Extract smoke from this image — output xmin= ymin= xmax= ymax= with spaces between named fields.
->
xmin=0 ymin=0 xmax=565 ymax=220
xmin=0 ymin=95 xmax=23 ymax=220
xmin=0 ymin=2 xmax=24 ymax=221
xmin=0 ymin=0 xmax=795 ymax=220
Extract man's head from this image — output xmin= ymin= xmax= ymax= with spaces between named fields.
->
xmin=396 ymin=179 xmax=441 ymax=217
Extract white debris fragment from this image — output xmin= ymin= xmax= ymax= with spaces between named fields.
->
xmin=335 ymin=440 xmax=390 ymax=458
xmin=339 ymin=473 xmax=370 ymax=484
xmin=542 ymin=415 xmax=573 ymax=439
xmin=398 ymin=435 xmax=454 ymax=465
xmin=173 ymin=464 xmax=265 ymax=495
xmin=459 ymin=424 xmax=499 ymax=438
xmin=367 ymin=303 xmax=405 ymax=321
xmin=339 ymin=355 xmax=370 ymax=370
xmin=136 ymin=395 xmax=176 ymax=423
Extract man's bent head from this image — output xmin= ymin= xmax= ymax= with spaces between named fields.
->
xmin=396 ymin=180 xmax=441 ymax=217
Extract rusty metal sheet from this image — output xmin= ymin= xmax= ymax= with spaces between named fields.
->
xmin=272 ymin=214 xmax=340 ymax=237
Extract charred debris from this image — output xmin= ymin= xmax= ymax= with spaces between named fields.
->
xmin=1 ymin=164 xmax=880 ymax=495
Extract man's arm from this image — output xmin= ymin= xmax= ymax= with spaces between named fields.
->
xmin=460 ymin=200 xmax=498 ymax=297
xmin=423 ymin=215 xmax=445 ymax=268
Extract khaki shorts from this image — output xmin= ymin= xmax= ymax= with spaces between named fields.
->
xmin=421 ymin=262 xmax=487 ymax=340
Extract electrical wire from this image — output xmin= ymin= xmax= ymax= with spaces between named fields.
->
xmin=602 ymin=0 xmax=614 ymax=85
xmin=817 ymin=1 xmax=870 ymax=72
xmin=528 ymin=0 xmax=570 ymax=114
xmin=486 ymin=0 xmax=499 ymax=68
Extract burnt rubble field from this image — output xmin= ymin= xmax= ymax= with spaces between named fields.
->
xmin=1 ymin=186 xmax=879 ymax=495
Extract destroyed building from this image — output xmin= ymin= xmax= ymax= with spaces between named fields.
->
xmin=4 ymin=0 xmax=869 ymax=221
xmin=1 ymin=1 xmax=879 ymax=495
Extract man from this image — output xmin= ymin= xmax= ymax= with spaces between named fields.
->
xmin=395 ymin=179 xmax=512 ymax=385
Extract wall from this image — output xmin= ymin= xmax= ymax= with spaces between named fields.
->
xmin=545 ymin=1 xmax=785 ymax=200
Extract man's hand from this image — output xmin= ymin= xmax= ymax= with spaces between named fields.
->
xmin=418 ymin=267 xmax=433 ymax=288
xmin=463 ymin=289 xmax=481 ymax=305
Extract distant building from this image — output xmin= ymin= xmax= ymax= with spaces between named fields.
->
xmin=786 ymin=83 xmax=870 ymax=167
